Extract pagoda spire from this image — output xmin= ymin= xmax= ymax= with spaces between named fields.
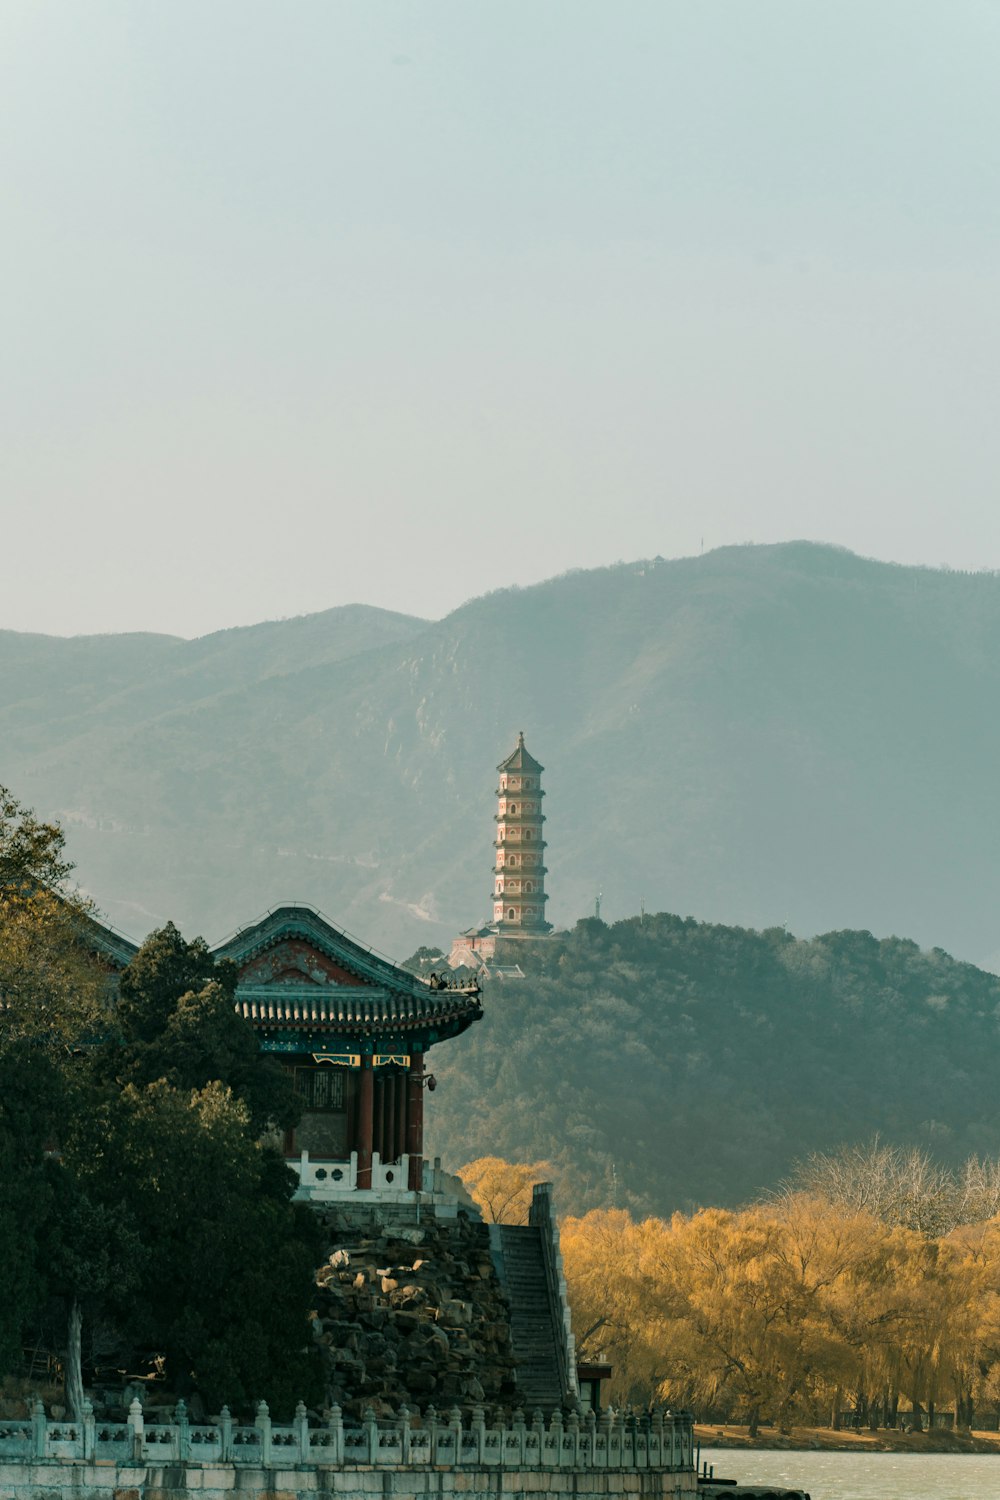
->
xmin=492 ymin=733 xmax=552 ymax=935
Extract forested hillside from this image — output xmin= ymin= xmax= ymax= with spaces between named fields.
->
xmin=4 ymin=543 xmax=1000 ymax=965
xmin=424 ymin=913 xmax=1000 ymax=1214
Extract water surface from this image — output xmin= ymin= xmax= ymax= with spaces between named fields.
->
xmin=700 ymin=1445 xmax=1000 ymax=1500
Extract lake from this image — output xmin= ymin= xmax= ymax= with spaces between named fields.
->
xmin=700 ymin=1446 xmax=1000 ymax=1499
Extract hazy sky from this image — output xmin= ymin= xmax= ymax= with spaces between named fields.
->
xmin=4 ymin=2 xmax=1000 ymax=638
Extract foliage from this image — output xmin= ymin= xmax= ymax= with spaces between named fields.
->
xmin=0 ymin=786 xmax=74 ymax=892
xmin=456 ymin=1156 xmax=555 ymax=1223
xmin=107 ymin=921 xmax=298 ymax=1134
xmin=428 ymin=913 xmax=1000 ymax=1215
xmin=62 ymin=1079 xmax=323 ymax=1413
xmin=0 ymin=791 xmax=110 ymax=1374
xmin=0 ymin=794 xmax=319 ymax=1413
xmin=401 ymin=947 xmax=445 ymax=979
xmin=561 ymin=1195 xmax=1000 ymax=1431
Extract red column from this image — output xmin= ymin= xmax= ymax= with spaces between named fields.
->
xmin=357 ymin=1056 xmax=374 ymax=1189
xmin=407 ymin=1052 xmax=424 ymax=1191
xmin=373 ymin=1073 xmax=384 ymax=1163
xmin=394 ymin=1071 xmax=407 ymax=1164
xmin=385 ymin=1074 xmax=396 ymax=1165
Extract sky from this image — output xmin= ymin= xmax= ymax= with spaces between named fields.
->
xmin=3 ymin=1 xmax=1000 ymax=639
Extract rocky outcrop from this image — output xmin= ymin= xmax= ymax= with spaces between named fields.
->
xmin=312 ymin=1207 xmax=521 ymax=1417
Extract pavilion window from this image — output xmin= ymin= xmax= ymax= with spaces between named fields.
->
xmin=295 ymin=1067 xmax=345 ymax=1110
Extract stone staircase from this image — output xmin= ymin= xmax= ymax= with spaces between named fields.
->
xmin=497 ymin=1224 xmax=565 ymax=1411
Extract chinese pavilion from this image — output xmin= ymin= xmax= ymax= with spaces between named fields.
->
xmin=92 ymin=904 xmax=482 ymax=1201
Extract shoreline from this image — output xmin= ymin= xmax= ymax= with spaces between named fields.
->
xmin=695 ymin=1423 xmax=1000 ymax=1454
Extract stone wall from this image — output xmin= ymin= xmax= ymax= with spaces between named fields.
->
xmin=0 ymin=1463 xmax=696 ymax=1500
xmin=312 ymin=1207 xmax=520 ymax=1413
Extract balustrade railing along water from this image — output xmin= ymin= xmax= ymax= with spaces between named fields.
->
xmin=0 ymin=1398 xmax=694 ymax=1473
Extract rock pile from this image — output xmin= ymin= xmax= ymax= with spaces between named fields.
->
xmin=311 ymin=1209 xmax=521 ymax=1417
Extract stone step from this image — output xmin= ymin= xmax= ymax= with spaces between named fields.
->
xmin=497 ymin=1223 xmax=564 ymax=1411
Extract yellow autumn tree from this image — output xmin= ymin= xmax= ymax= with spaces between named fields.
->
xmin=560 ymin=1209 xmax=667 ymax=1405
xmin=457 ymin=1156 xmax=555 ymax=1223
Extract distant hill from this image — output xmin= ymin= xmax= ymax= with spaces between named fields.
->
xmin=424 ymin=912 xmax=1000 ymax=1215
xmin=3 ymin=543 xmax=1000 ymax=966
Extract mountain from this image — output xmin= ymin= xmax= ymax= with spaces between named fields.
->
xmin=3 ymin=542 xmax=1000 ymax=965
xmin=425 ymin=912 xmax=1000 ymax=1215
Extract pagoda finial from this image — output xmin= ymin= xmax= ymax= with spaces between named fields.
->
xmin=518 ymin=729 xmax=525 ymax=745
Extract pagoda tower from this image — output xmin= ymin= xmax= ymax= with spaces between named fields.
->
xmin=492 ymin=732 xmax=552 ymax=934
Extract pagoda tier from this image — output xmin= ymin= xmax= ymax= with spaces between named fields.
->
xmin=491 ymin=733 xmax=553 ymax=935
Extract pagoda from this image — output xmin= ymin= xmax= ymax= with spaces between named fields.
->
xmin=492 ymin=732 xmax=552 ymax=934
xmin=449 ymin=733 xmax=554 ymax=970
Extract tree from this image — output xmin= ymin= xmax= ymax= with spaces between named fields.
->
xmin=108 ymin=922 xmax=298 ymax=1134
xmin=1 ymin=790 xmax=314 ymax=1413
xmin=457 ymin=1156 xmax=555 ymax=1224
xmin=63 ymin=1078 xmax=323 ymax=1414
xmin=0 ymin=789 xmax=109 ymax=1392
xmin=784 ymin=1138 xmax=1000 ymax=1237
xmin=40 ymin=1169 xmax=144 ymax=1419
xmin=561 ymin=1209 xmax=667 ymax=1406
xmin=0 ymin=786 xmax=74 ymax=892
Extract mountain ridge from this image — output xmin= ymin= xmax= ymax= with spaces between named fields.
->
xmin=3 ymin=542 xmax=999 ymax=964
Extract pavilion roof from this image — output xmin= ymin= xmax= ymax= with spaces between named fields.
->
xmin=84 ymin=902 xmax=482 ymax=1043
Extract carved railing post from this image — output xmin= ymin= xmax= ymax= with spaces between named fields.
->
xmin=470 ymin=1403 xmax=485 ymax=1465
xmin=595 ymin=1405 xmax=611 ymax=1468
xmin=30 ymin=1398 xmax=46 ymax=1460
xmin=492 ymin=1408 xmax=506 ymax=1468
xmin=448 ymin=1406 xmax=463 ymax=1466
xmin=218 ymin=1405 xmax=233 ymax=1462
xmin=397 ymin=1404 xmax=411 ymax=1463
xmin=362 ymin=1405 xmax=378 ymax=1466
xmin=650 ymin=1407 xmax=663 ymax=1467
xmin=511 ymin=1407 xmax=526 ymax=1467
xmin=530 ymin=1408 xmax=545 ymax=1469
xmin=128 ymin=1397 xmax=144 ymax=1461
xmin=612 ymin=1407 xmax=625 ymax=1468
xmin=81 ymin=1399 xmax=95 ymax=1461
xmin=293 ymin=1400 xmax=309 ymax=1463
xmin=555 ymin=1407 xmax=568 ymax=1467
xmin=682 ymin=1411 xmax=695 ymax=1470
xmin=626 ymin=1408 xmax=638 ymax=1468
xmin=636 ymin=1410 xmax=649 ymax=1469
xmin=565 ymin=1407 xmax=580 ymax=1466
xmin=425 ymin=1405 xmax=438 ymax=1465
xmin=326 ymin=1403 xmax=343 ymax=1466
xmin=174 ymin=1399 xmax=190 ymax=1462
xmin=584 ymin=1407 xmax=597 ymax=1466
xmin=256 ymin=1401 xmax=272 ymax=1467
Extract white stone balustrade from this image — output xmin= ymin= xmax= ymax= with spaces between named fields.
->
xmin=0 ymin=1397 xmax=695 ymax=1474
xmin=291 ymin=1150 xmax=455 ymax=1204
